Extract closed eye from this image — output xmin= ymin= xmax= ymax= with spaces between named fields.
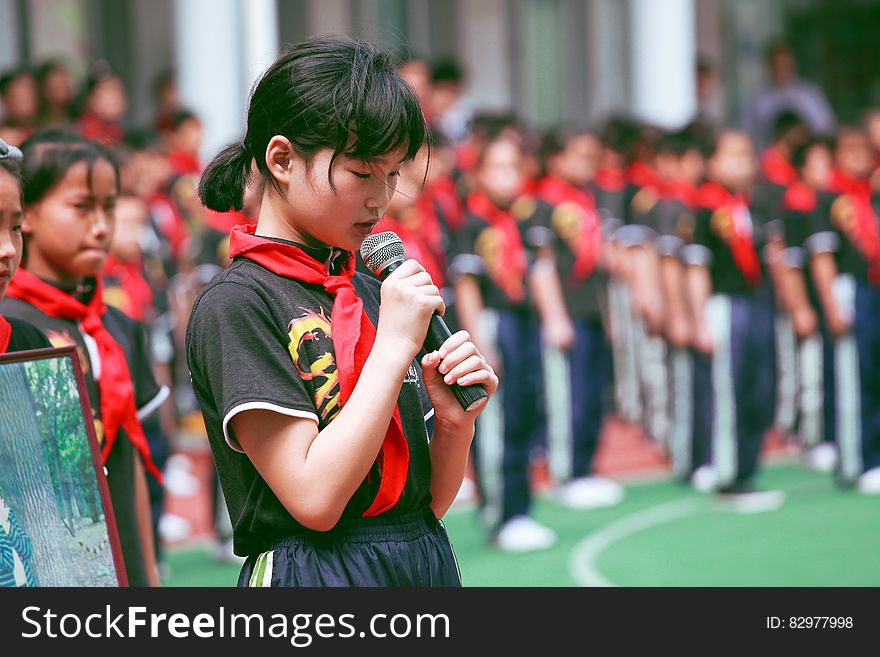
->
xmin=352 ymin=171 xmax=372 ymax=180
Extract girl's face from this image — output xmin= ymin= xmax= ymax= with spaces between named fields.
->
xmin=476 ymin=139 xmax=523 ymax=207
xmin=550 ymin=134 xmax=601 ymax=187
xmin=24 ymin=159 xmax=118 ymax=285
xmin=708 ymin=132 xmax=755 ymax=192
xmin=802 ymin=144 xmax=832 ymax=190
xmin=0 ymin=169 xmax=24 ymax=299
xmin=276 ymin=144 xmax=406 ymax=252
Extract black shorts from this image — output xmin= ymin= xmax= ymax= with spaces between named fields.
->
xmin=237 ymin=508 xmax=462 ymax=587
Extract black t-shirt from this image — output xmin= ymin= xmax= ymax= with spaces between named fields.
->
xmin=3 ymin=315 xmax=51 ymax=352
xmin=448 ymin=195 xmax=547 ymax=313
xmin=525 ymin=198 xmax=608 ymax=319
xmin=780 ymin=193 xmax=832 ymax=316
xmin=0 ymin=282 xmax=166 ymax=587
xmin=681 ymin=200 xmax=772 ymax=296
xmin=802 ymin=191 xmax=877 ymax=281
xmin=185 ymin=244 xmax=435 ymax=557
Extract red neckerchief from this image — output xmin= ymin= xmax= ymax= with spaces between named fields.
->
xmin=537 ymin=176 xmax=602 ymax=281
xmin=466 ymin=191 xmax=528 ymax=303
xmin=7 ymin=270 xmax=164 ymax=482
xmin=699 ymin=181 xmax=762 ymax=286
xmin=102 ymin=255 xmax=154 ymax=322
xmin=455 ymin=142 xmax=478 ymax=173
xmin=627 ymin=161 xmax=660 ymax=190
xmin=829 ymin=170 xmax=880 ymax=283
xmin=227 ymin=225 xmax=409 ymax=517
xmin=149 ymin=192 xmax=189 ymax=262
xmin=595 ymin=166 xmax=627 ymax=193
xmin=0 ymin=315 xmax=10 ymax=353
xmin=378 ymin=214 xmax=445 ymax=288
xmin=204 ymin=209 xmax=254 ymax=233
xmin=167 ymin=150 xmax=202 ymax=177
xmin=662 ymin=178 xmax=701 ymax=209
xmin=760 ymin=146 xmax=797 ymax=187
xmin=77 ymin=113 xmax=123 ymax=148
xmin=782 ymin=181 xmax=817 ymax=213
xmin=413 ymin=194 xmax=445 ymax=261
xmin=427 ymin=177 xmax=465 ymax=232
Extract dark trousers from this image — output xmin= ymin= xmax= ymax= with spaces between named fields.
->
xmin=705 ymin=292 xmax=777 ymax=487
xmin=472 ymin=309 xmax=543 ymax=529
xmin=691 ymin=349 xmax=713 ymax=474
xmin=854 ymin=281 xmax=880 ymax=473
xmin=569 ymin=317 xmax=612 ymax=477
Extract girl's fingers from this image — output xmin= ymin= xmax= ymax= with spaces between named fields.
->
xmin=441 ymin=354 xmax=486 ymax=385
xmin=400 ymin=271 xmax=435 ymax=287
xmin=437 ymin=340 xmax=478 ymax=374
xmin=437 ymin=330 xmax=473 ymax=359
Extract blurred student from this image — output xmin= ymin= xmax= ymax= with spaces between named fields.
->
xmin=450 ymin=133 xmax=555 ymax=552
xmin=77 ymin=64 xmax=128 ymax=149
xmin=0 ymin=68 xmax=38 ymax=147
xmin=0 ymin=131 xmax=167 ymax=585
xmin=0 ymin=138 xmax=50 ymax=353
xmin=430 ymin=57 xmax=475 ymax=146
xmin=801 ymin=126 xmax=880 ymax=492
xmin=35 ymin=60 xmax=75 ymax=130
xmin=532 ymin=127 xmax=623 ymax=509
xmin=161 ymin=110 xmax=203 ymax=177
xmin=682 ymin=130 xmax=783 ymax=505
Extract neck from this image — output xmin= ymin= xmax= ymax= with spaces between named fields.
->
xmin=257 ymin=192 xmax=324 ymax=248
xmin=24 ymin=252 xmax=85 ymax=289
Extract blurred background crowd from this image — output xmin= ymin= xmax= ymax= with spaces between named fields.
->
xmin=1 ymin=0 xmax=879 ymax=580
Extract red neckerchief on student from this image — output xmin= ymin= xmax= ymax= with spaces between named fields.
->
xmin=378 ymin=214 xmax=446 ymax=289
xmin=77 ymin=113 xmax=123 ymax=149
xmin=466 ymin=191 xmax=528 ymax=303
xmin=627 ymin=161 xmax=660 ymax=190
xmin=595 ymin=166 xmax=627 ymax=193
xmin=102 ymin=255 xmax=154 ymax=322
xmin=6 ymin=269 xmax=164 ymax=483
xmin=537 ymin=176 xmax=603 ymax=282
xmin=204 ymin=209 xmax=254 ymax=234
xmin=662 ymin=178 xmax=701 ymax=210
xmin=782 ymin=181 xmax=817 ymax=213
xmin=829 ymin=170 xmax=880 ymax=284
xmin=227 ymin=224 xmax=409 ymax=517
xmin=427 ymin=177 xmax=465 ymax=232
xmin=0 ymin=315 xmax=11 ymax=353
xmin=700 ymin=181 xmax=762 ymax=286
xmin=760 ymin=146 xmax=798 ymax=187
xmin=167 ymin=150 xmax=202 ymax=177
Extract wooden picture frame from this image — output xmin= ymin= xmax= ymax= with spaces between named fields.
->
xmin=0 ymin=346 xmax=127 ymax=587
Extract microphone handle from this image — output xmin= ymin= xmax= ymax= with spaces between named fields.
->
xmin=424 ymin=313 xmax=490 ymax=412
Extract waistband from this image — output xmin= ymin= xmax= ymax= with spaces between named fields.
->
xmin=271 ymin=507 xmax=440 ymax=547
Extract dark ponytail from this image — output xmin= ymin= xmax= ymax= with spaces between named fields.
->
xmin=198 ymin=35 xmax=428 ymax=213
xmin=198 ymin=141 xmax=252 ymax=212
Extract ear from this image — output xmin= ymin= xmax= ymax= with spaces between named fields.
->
xmin=21 ymin=205 xmax=38 ymax=237
xmin=265 ymin=135 xmax=295 ymax=188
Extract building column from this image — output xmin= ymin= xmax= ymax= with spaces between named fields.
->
xmin=240 ymin=0 xmax=279 ymax=96
xmin=630 ymin=0 xmax=696 ymax=128
xmin=455 ymin=0 xmax=512 ymax=111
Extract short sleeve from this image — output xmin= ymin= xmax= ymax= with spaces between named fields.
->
xmin=128 ymin=318 xmax=168 ymax=420
xmin=680 ymin=210 xmax=713 ymax=266
xmin=186 ymin=281 xmax=319 ymax=451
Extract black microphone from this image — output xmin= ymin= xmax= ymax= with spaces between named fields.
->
xmin=360 ymin=231 xmax=489 ymax=412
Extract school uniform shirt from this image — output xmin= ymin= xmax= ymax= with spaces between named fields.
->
xmin=680 ymin=183 xmax=771 ymax=295
xmin=185 ymin=239 xmax=435 ymax=557
xmin=647 ymin=181 xmax=701 ymax=260
xmin=0 ymin=315 xmax=51 ymax=353
xmin=0 ymin=280 xmax=168 ymax=587
xmin=448 ymin=192 xmax=549 ymax=312
xmin=593 ymin=167 xmax=628 ymax=231
xmin=532 ymin=177 xmax=607 ymax=320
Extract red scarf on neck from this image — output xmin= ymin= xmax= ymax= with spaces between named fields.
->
xmin=760 ymin=146 xmax=797 ymax=187
xmin=595 ymin=166 xmax=627 ymax=193
xmin=102 ymin=255 xmax=153 ymax=322
xmin=466 ymin=191 xmax=528 ymax=303
xmin=7 ymin=270 xmax=163 ymax=482
xmin=0 ymin=315 xmax=10 ymax=353
xmin=537 ymin=176 xmax=603 ymax=282
xmin=830 ymin=171 xmax=880 ymax=284
xmin=700 ymin=182 xmax=762 ymax=286
xmin=227 ymin=225 xmax=409 ymax=517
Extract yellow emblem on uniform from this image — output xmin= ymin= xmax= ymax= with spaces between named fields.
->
xmin=475 ymin=227 xmax=502 ymax=266
xmin=551 ymin=202 xmax=581 ymax=245
xmin=511 ymin=196 xmax=536 ymax=222
xmin=830 ymin=196 xmax=855 ymax=233
xmin=677 ymin=212 xmax=696 ymax=241
xmin=287 ymin=309 xmax=340 ymax=422
xmin=710 ymin=208 xmax=735 ymax=239
xmin=630 ymin=188 xmax=657 ymax=216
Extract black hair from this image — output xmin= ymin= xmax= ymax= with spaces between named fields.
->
xmin=166 ymin=109 xmax=200 ymax=132
xmin=0 ymin=139 xmax=23 ymax=182
xmin=597 ymin=114 xmax=641 ymax=160
xmin=771 ymin=110 xmax=806 ymax=142
xmin=790 ymin=136 xmax=833 ymax=170
xmin=18 ymin=130 xmax=120 ymax=206
xmin=430 ymin=57 xmax=464 ymax=84
xmin=539 ymin=125 xmax=595 ymax=163
xmin=198 ymin=36 xmax=428 ymax=212
xmin=0 ymin=66 xmax=34 ymax=96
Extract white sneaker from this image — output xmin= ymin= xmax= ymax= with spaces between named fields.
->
xmin=557 ymin=477 xmax=625 ymax=510
xmin=803 ymin=443 xmax=838 ymax=473
xmin=494 ymin=515 xmax=557 ymax=553
xmin=690 ymin=465 xmax=719 ymax=492
xmin=717 ymin=489 xmax=786 ymax=514
xmin=856 ymin=466 xmax=880 ymax=494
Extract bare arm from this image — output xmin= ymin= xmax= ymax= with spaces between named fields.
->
xmin=686 ymin=264 xmax=714 ymax=354
xmin=529 ymin=251 xmax=574 ymax=349
xmin=810 ymin=252 xmax=850 ymax=336
xmin=659 ymin=256 xmax=692 ymax=347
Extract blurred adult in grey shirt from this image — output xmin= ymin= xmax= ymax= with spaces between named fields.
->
xmin=743 ymin=41 xmax=836 ymax=150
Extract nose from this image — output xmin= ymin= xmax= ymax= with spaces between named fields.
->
xmin=91 ymin=207 xmax=112 ymax=239
xmin=0 ymin=231 xmax=15 ymax=262
xmin=366 ymin=175 xmax=397 ymax=212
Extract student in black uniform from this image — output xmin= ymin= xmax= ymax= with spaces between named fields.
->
xmin=0 ymin=131 xmax=166 ymax=586
xmin=682 ymin=130 xmax=783 ymax=505
xmin=187 ymin=36 xmax=498 ymax=587
xmin=0 ymin=138 xmax=49 ymax=352
xmin=449 ymin=131 xmax=555 ymax=552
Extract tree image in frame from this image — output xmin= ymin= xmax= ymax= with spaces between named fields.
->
xmin=0 ymin=357 xmax=117 ymax=586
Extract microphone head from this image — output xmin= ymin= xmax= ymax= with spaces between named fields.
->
xmin=359 ymin=231 xmax=405 ymax=277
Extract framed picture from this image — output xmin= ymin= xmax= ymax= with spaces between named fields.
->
xmin=0 ymin=346 xmax=126 ymax=587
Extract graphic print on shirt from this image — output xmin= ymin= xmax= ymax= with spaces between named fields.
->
xmin=286 ymin=309 xmax=341 ymax=423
